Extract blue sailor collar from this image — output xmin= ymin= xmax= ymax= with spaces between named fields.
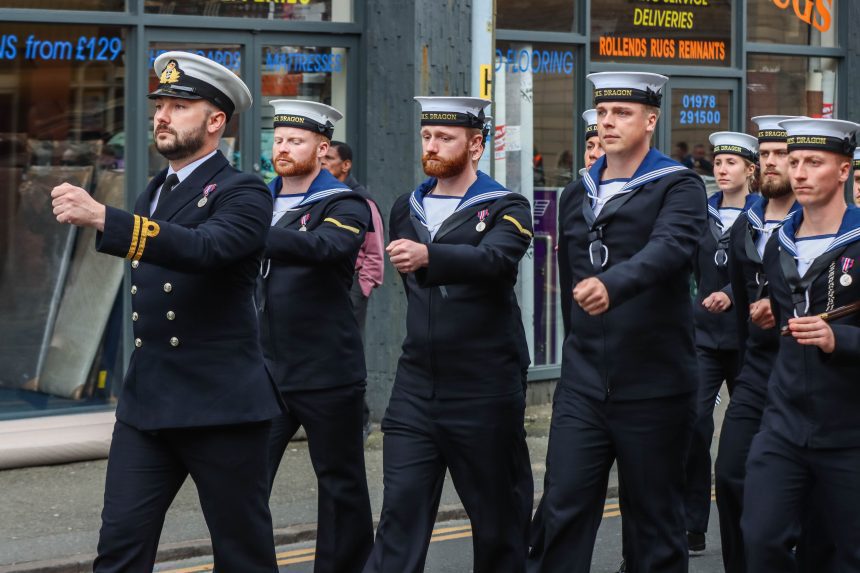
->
xmin=778 ymin=205 xmax=860 ymax=257
xmin=745 ymin=197 xmax=801 ymax=232
xmin=409 ymin=170 xmax=510 ymax=226
xmin=582 ymin=148 xmax=687 ymax=206
xmin=268 ymin=168 xmax=352 ymax=207
xmin=707 ymin=192 xmax=758 ymax=230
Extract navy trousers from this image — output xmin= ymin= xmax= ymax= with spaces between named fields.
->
xmin=94 ymin=420 xmax=277 ymax=573
xmin=364 ymin=386 xmax=532 ymax=573
xmin=528 ymin=385 xmax=695 ymax=573
xmin=268 ymin=383 xmax=373 ymax=573
xmin=742 ymin=429 xmax=859 ymax=572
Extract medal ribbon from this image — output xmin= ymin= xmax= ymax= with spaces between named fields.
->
xmin=477 ymin=209 xmax=489 ymax=222
xmin=300 ymin=213 xmax=311 ymax=227
xmin=203 ymin=183 xmax=216 ymax=199
xmin=842 ymin=256 xmax=855 ymax=274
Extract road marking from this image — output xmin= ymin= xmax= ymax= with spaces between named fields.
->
xmin=161 ymin=496 xmax=715 ymax=571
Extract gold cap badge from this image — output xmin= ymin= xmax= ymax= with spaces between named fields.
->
xmin=159 ymin=60 xmax=181 ymax=84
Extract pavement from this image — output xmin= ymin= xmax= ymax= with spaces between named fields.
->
xmin=0 ymin=389 xmax=728 ymax=573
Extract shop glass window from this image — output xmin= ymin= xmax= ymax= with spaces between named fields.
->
xmin=0 ymin=24 xmax=125 ymax=417
xmin=145 ymin=0 xmax=353 ymax=22
xmin=259 ymin=44 xmax=348 ymax=183
xmin=747 ymin=54 xmax=838 ymax=133
xmin=0 ymin=0 xmax=124 ymax=10
xmin=591 ymin=0 xmax=732 ymax=67
xmin=495 ymin=41 xmax=576 ymax=368
xmin=748 ymin=0 xmax=837 ymax=46
xmin=147 ymin=43 xmax=243 ymax=177
xmin=496 ymin=0 xmax=576 ymax=32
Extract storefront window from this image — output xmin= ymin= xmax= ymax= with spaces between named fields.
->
xmin=147 ymin=43 xmax=243 ymax=176
xmin=496 ymin=0 xmax=576 ymax=33
xmin=748 ymin=0 xmax=837 ymax=46
xmin=591 ymin=0 xmax=732 ymax=67
xmin=145 ymin=0 xmax=353 ymax=22
xmin=747 ymin=54 xmax=838 ymax=132
xmin=259 ymin=44 xmax=348 ymax=183
xmin=0 ymin=0 xmax=124 ymax=10
xmin=495 ymin=41 xmax=576 ymax=368
xmin=0 ymin=23 xmax=125 ymax=417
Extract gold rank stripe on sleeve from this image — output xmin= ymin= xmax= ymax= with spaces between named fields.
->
xmin=125 ymin=214 xmax=143 ymax=259
xmin=132 ymin=217 xmax=161 ymax=261
xmin=323 ymin=217 xmax=361 ymax=234
xmin=503 ymin=214 xmax=534 ymax=238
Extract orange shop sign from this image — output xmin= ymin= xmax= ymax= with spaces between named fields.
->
xmin=771 ymin=0 xmax=833 ymax=33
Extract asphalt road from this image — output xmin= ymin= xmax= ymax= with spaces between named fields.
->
xmin=157 ymin=499 xmax=725 ymax=573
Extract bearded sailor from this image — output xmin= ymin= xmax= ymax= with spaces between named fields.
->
xmin=364 ymin=96 xmax=534 ymax=573
xmin=713 ymin=115 xmax=801 ymax=573
xmin=258 ymin=99 xmax=373 ymax=573
xmin=741 ymin=117 xmax=860 ymax=571
xmin=528 ymin=72 xmax=707 ymax=573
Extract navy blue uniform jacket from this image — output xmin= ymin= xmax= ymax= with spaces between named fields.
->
xmin=96 ymin=151 xmax=282 ymax=430
xmin=558 ymin=149 xmax=707 ymax=401
xmin=692 ymin=193 xmax=757 ymax=351
xmin=727 ymin=197 xmax=800 ymax=409
xmin=762 ymin=207 xmax=860 ymax=448
xmin=389 ymin=171 xmax=533 ymax=399
xmin=259 ymin=169 xmax=370 ymax=392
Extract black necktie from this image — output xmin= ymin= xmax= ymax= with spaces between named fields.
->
xmin=156 ymin=173 xmax=179 ymax=211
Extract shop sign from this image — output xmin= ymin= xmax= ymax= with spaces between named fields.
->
xmin=0 ymin=33 xmax=122 ymax=62
xmin=264 ymin=51 xmax=344 ymax=73
xmin=677 ymin=92 xmax=722 ymax=125
xmin=770 ymin=0 xmax=833 ymax=33
xmin=494 ymin=48 xmax=574 ymax=75
xmin=149 ymin=48 xmax=240 ymax=72
xmin=592 ymin=0 xmax=731 ymax=67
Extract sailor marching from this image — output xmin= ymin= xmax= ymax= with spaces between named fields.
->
xmin=742 ymin=117 xmax=860 ymax=572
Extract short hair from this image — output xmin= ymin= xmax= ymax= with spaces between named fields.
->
xmin=676 ymin=142 xmax=689 ymax=152
xmin=330 ymin=140 xmax=353 ymax=162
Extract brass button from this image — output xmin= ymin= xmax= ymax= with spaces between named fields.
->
xmin=131 ymin=260 xmax=139 ymax=269
xmin=134 ymin=338 xmax=142 ymax=348
xmin=131 ymin=285 xmax=137 ymax=295
xmin=166 ymin=311 xmax=175 ymax=320
xmin=163 ymin=282 xmax=173 ymax=293
xmin=132 ymin=312 xmax=139 ymax=321
xmin=169 ymin=337 xmax=180 ymax=347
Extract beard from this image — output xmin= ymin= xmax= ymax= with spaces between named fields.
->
xmin=154 ymin=120 xmax=207 ymax=161
xmin=273 ymin=153 xmax=318 ymax=177
xmin=760 ymin=174 xmax=793 ymax=199
xmin=422 ymin=147 xmax=470 ymax=179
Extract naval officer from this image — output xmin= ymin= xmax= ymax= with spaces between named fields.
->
xmin=258 ymin=99 xmax=373 ymax=573
xmin=528 ymin=72 xmax=707 ymax=573
xmin=363 ymin=96 xmax=534 ymax=573
xmin=742 ymin=117 xmax=860 ymax=571
xmin=51 ymin=52 xmax=281 ymax=572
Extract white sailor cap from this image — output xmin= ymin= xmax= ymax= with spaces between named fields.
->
xmin=149 ymin=51 xmax=252 ymax=120
xmin=853 ymin=146 xmax=860 ymax=170
xmin=587 ymin=72 xmax=669 ymax=107
xmin=708 ymin=131 xmax=758 ymax=162
xmin=578 ymin=167 xmax=587 ymax=177
xmin=414 ymin=96 xmax=491 ymax=129
xmin=582 ymin=109 xmax=598 ymax=139
xmin=778 ymin=118 xmax=859 ymax=157
xmin=750 ymin=115 xmax=800 ymax=143
xmin=270 ymin=99 xmax=343 ymax=139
